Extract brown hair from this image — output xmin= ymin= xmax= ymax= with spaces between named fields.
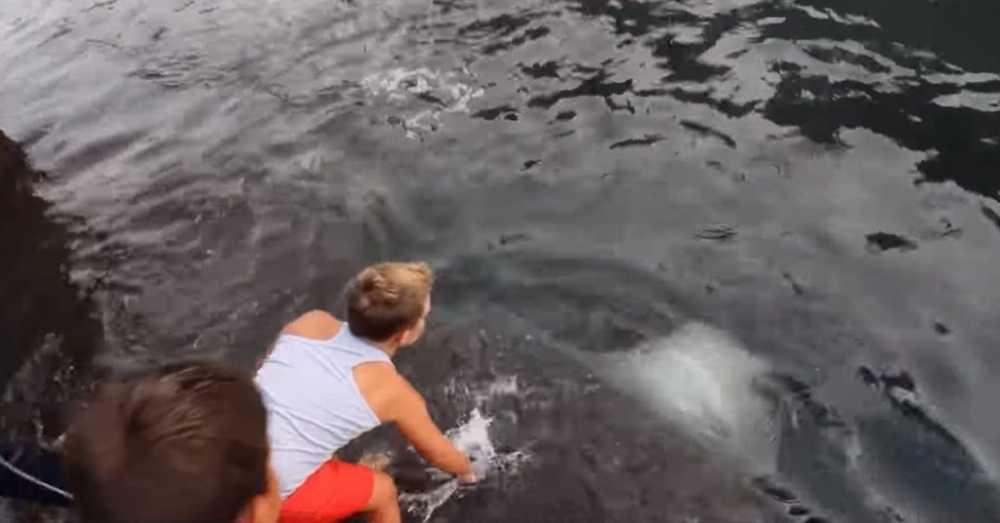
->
xmin=345 ymin=262 xmax=434 ymax=341
xmin=63 ymin=362 xmax=269 ymax=523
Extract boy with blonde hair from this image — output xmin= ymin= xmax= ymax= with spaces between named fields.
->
xmin=256 ymin=262 xmax=474 ymax=523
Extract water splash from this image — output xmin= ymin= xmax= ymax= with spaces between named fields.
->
xmin=360 ymin=67 xmax=484 ymax=139
xmin=589 ymin=322 xmax=778 ymax=472
xmin=398 ymin=479 xmax=458 ymax=523
xmin=398 ymin=409 xmax=531 ymax=523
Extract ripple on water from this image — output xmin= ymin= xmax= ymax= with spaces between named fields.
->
xmin=3 ymin=0 xmax=1000 ymax=521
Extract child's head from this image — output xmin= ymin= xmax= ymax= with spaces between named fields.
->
xmin=64 ymin=362 xmax=280 ymax=523
xmin=345 ymin=261 xmax=434 ymax=346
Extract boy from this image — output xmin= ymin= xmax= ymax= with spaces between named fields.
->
xmin=256 ymin=262 xmax=474 ymax=523
xmin=63 ymin=362 xmax=281 ymax=523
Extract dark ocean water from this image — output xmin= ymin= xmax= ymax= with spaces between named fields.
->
xmin=3 ymin=0 xmax=1000 ymax=521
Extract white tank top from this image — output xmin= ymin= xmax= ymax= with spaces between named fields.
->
xmin=255 ymin=326 xmax=392 ymax=498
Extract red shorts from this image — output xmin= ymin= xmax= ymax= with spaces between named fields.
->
xmin=279 ymin=461 xmax=375 ymax=523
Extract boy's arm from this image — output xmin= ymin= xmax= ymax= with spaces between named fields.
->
xmin=384 ymin=376 xmax=474 ymax=480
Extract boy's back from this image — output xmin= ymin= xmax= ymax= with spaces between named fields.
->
xmin=257 ymin=316 xmax=393 ymax=497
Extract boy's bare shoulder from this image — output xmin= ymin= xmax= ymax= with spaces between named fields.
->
xmin=281 ymin=310 xmax=342 ymax=340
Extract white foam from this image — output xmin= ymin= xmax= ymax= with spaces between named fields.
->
xmin=360 ymin=67 xmax=484 ymax=138
xmin=398 ymin=408 xmax=532 ymax=522
xmin=447 ymin=408 xmax=496 ymax=466
xmin=398 ymin=479 xmax=459 ymax=523
xmin=487 ymin=374 xmax=520 ymax=397
xmin=587 ymin=322 xmax=778 ymax=471
xmin=442 ymin=373 xmax=523 ymax=412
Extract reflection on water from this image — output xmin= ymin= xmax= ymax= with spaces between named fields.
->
xmin=3 ymin=0 xmax=1000 ymax=521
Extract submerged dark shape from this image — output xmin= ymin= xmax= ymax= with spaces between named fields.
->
xmin=0 ymin=130 xmax=101 ymax=438
xmin=389 ymin=252 xmax=783 ymax=522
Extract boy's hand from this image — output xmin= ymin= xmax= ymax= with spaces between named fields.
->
xmin=458 ymin=471 xmax=478 ymax=484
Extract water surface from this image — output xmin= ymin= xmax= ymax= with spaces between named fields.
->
xmin=3 ymin=0 xmax=1000 ymax=521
